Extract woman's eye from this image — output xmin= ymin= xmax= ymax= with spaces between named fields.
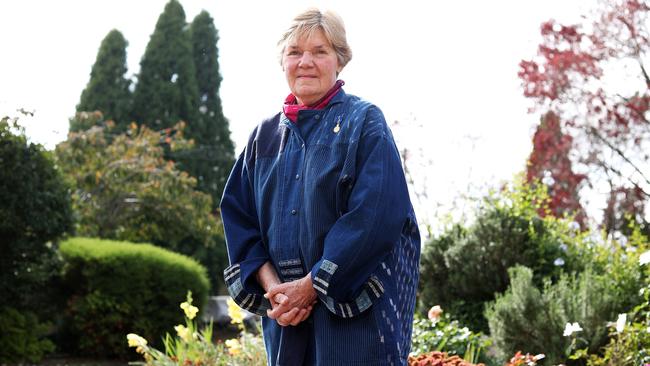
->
xmin=287 ymin=50 xmax=300 ymax=56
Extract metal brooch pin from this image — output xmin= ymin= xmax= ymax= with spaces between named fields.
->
xmin=333 ymin=117 xmax=341 ymax=133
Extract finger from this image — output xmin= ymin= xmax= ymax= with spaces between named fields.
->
xmin=291 ymin=308 xmax=309 ymax=326
xmin=274 ymin=293 xmax=288 ymax=305
xmin=278 ymin=307 xmax=300 ymax=326
xmin=267 ymin=300 xmax=293 ymax=319
xmin=264 ymin=283 xmax=288 ymax=300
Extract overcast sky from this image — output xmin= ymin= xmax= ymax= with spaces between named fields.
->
xmin=0 ymin=0 xmax=596 ymax=229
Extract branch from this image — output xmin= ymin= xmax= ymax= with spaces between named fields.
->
xmin=639 ymin=59 xmax=650 ymax=90
xmin=588 ymin=126 xmax=650 ymax=197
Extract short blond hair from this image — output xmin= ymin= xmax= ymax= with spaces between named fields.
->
xmin=278 ymin=8 xmax=352 ymax=68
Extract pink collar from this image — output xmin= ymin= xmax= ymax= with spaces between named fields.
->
xmin=283 ymin=80 xmax=345 ymax=122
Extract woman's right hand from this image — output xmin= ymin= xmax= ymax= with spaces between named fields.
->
xmin=270 ymin=292 xmax=313 ymax=326
xmin=265 ymin=275 xmax=317 ymax=326
xmin=256 ymin=261 xmax=313 ymax=326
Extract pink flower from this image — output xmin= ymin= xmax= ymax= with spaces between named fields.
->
xmin=428 ymin=305 xmax=443 ymax=321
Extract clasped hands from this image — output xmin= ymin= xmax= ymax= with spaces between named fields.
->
xmin=264 ymin=274 xmax=317 ymax=327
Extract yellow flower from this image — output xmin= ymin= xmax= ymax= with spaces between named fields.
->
xmin=180 ymin=301 xmax=199 ymax=320
xmin=225 ymin=338 xmax=242 ymax=356
xmin=174 ymin=324 xmax=191 ymax=342
xmin=126 ymin=333 xmax=147 ymax=348
xmin=227 ymin=298 xmax=244 ymax=325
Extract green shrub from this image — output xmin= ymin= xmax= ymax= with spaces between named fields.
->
xmin=59 ymin=237 xmax=210 ymax=359
xmin=0 ymin=116 xmax=72 ymax=315
xmin=485 ymin=261 xmax=644 ymax=365
xmin=55 ymin=121 xmax=229 ymax=294
xmin=419 ymin=179 xmax=584 ymax=331
xmin=578 ymin=282 xmax=650 ymax=366
xmin=0 ymin=307 xmax=55 ymax=363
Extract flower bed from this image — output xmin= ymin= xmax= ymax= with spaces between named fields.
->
xmin=408 ymin=351 xmax=485 ymax=366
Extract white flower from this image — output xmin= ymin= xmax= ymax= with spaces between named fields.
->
xmin=616 ymin=313 xmax=627 ymax=333
xmin=559 ymin=243 xmax=568 ymax=252
xmin=639 ymin=250 xmax=650 ymax=266
xmin=554 ymin=258 xmax=565 ymax=266
xmin=563 ymin=322 xmax=583 ymax=337
xmin=542 ymin=172 xmax=555 ymax=186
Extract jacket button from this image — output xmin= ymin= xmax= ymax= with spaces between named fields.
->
xmin=315 ymin=115 xmax=320 ymax=120
xmin=291 ymin=209 xmax=297 ymax=215
xmin=295 ymin=174 xmax=300 ymax=180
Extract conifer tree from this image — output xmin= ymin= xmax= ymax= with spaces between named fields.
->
xmin=75 ymin=29 xmax=131 ymax=131
xmin=131 ymin=0 xmax=199 ymax=130
xmin=181 ymin=10 xmax=235 ymax=204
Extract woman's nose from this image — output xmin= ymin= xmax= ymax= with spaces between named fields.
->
xmin=299 ymin=52 xmax=314 ymax=67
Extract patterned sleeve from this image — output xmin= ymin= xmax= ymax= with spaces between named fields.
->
xmin=221 ymin=150 xmax=271 ymax=317
xmin=310 ymin=106 xmax=411 ymax=318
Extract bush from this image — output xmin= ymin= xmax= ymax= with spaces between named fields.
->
xmin=0 ymin=116 xmax=72 ymax=314
xmin=55 ymin=121 xmax=228 ymax=293
xmin=485 ymin=260 xmax=644 ymax=365
xmin=0 ymin=307 xmax=55 ymax=363
xmin=571 ymin=244 xmax=650 ymax=365
xmin=419 ymin=179 xmax=583 ymax=331
xmin=59 ymin=237 xmax=210 ymax=359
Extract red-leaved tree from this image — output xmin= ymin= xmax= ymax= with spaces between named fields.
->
xmin=527 ymin=112 xmax=588 ymax=227
xmin=520 ymin=0 xmax=650 ymax=233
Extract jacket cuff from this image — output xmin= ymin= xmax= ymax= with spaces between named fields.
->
xmin=311 ymin=259 xmax=385 ymax=318
xmin=224 ymin=263 xmax=271 ymax=317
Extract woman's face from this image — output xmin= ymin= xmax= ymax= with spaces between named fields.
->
xmin=283 ymin=29 xmax=341 ymax=106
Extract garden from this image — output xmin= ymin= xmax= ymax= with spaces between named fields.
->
xmin=2 ymin=0 xmax=650 ymax=365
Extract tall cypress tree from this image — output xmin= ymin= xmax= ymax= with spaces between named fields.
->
xmin=75 ymin=29 xmax=131 ymax=131
xmin=184 ymin=10 xmax=235 ymax=205
xmin=131 ymin=0 xmax=198 ymax=130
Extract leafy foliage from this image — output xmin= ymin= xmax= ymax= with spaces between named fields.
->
xmin=579 ymin=285 xmax=650 ymax=365
xmin=128 ymin=293 xmax=267 ymax=365
xmin=0 ymin=116 xmax=72 ymax=315
xmin=410 ymin=313 xmax=490 ymax=364
xmin=418 ymin=178 xmax=583 ymax=331
xmin=131 ymin=0 xmax=198 ymax=130
xmin=178 ymin=10 xmax=236 ymax=205
xmin=519 ymin=0 xmax=650 ymax=232
xmin=76 ymin=29 xmax=131 ymax=130
xmin=486 ymin=250 xmax=645 ymax=365
xmin=0 ymin=307 xmax=55 ymax=363
xmin=54 ymin=117 xmax=228 ymax=292
xmin=527 ymin=112 xmax=587 ymax=228
xmin=59 ymin=237 xmax=210 ymax=358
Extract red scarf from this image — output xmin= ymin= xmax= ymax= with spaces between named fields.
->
xmin=283 ymin=80 xmax=344 ymax=122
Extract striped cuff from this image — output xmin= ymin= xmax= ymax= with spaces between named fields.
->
xmin=278 ymin=258 xmax=305 ymax=281
xmin=224 ymin=263 xmax=271 ymax=317
xmin=312 ymin=259 xmax=385 ymax=318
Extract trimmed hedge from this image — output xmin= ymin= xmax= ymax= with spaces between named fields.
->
xmin=59 ymin=237 xmax=209 ymax=359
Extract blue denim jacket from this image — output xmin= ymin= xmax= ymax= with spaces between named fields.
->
xmin=221 ymin=90 xmax=420 ymax=366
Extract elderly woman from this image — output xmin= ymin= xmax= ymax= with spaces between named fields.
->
xmin=221 ymin=8 xmax=420 ymax=366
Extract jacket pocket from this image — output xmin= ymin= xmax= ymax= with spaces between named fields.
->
xmin=335 ymin=173 xmax=354 ymax=217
